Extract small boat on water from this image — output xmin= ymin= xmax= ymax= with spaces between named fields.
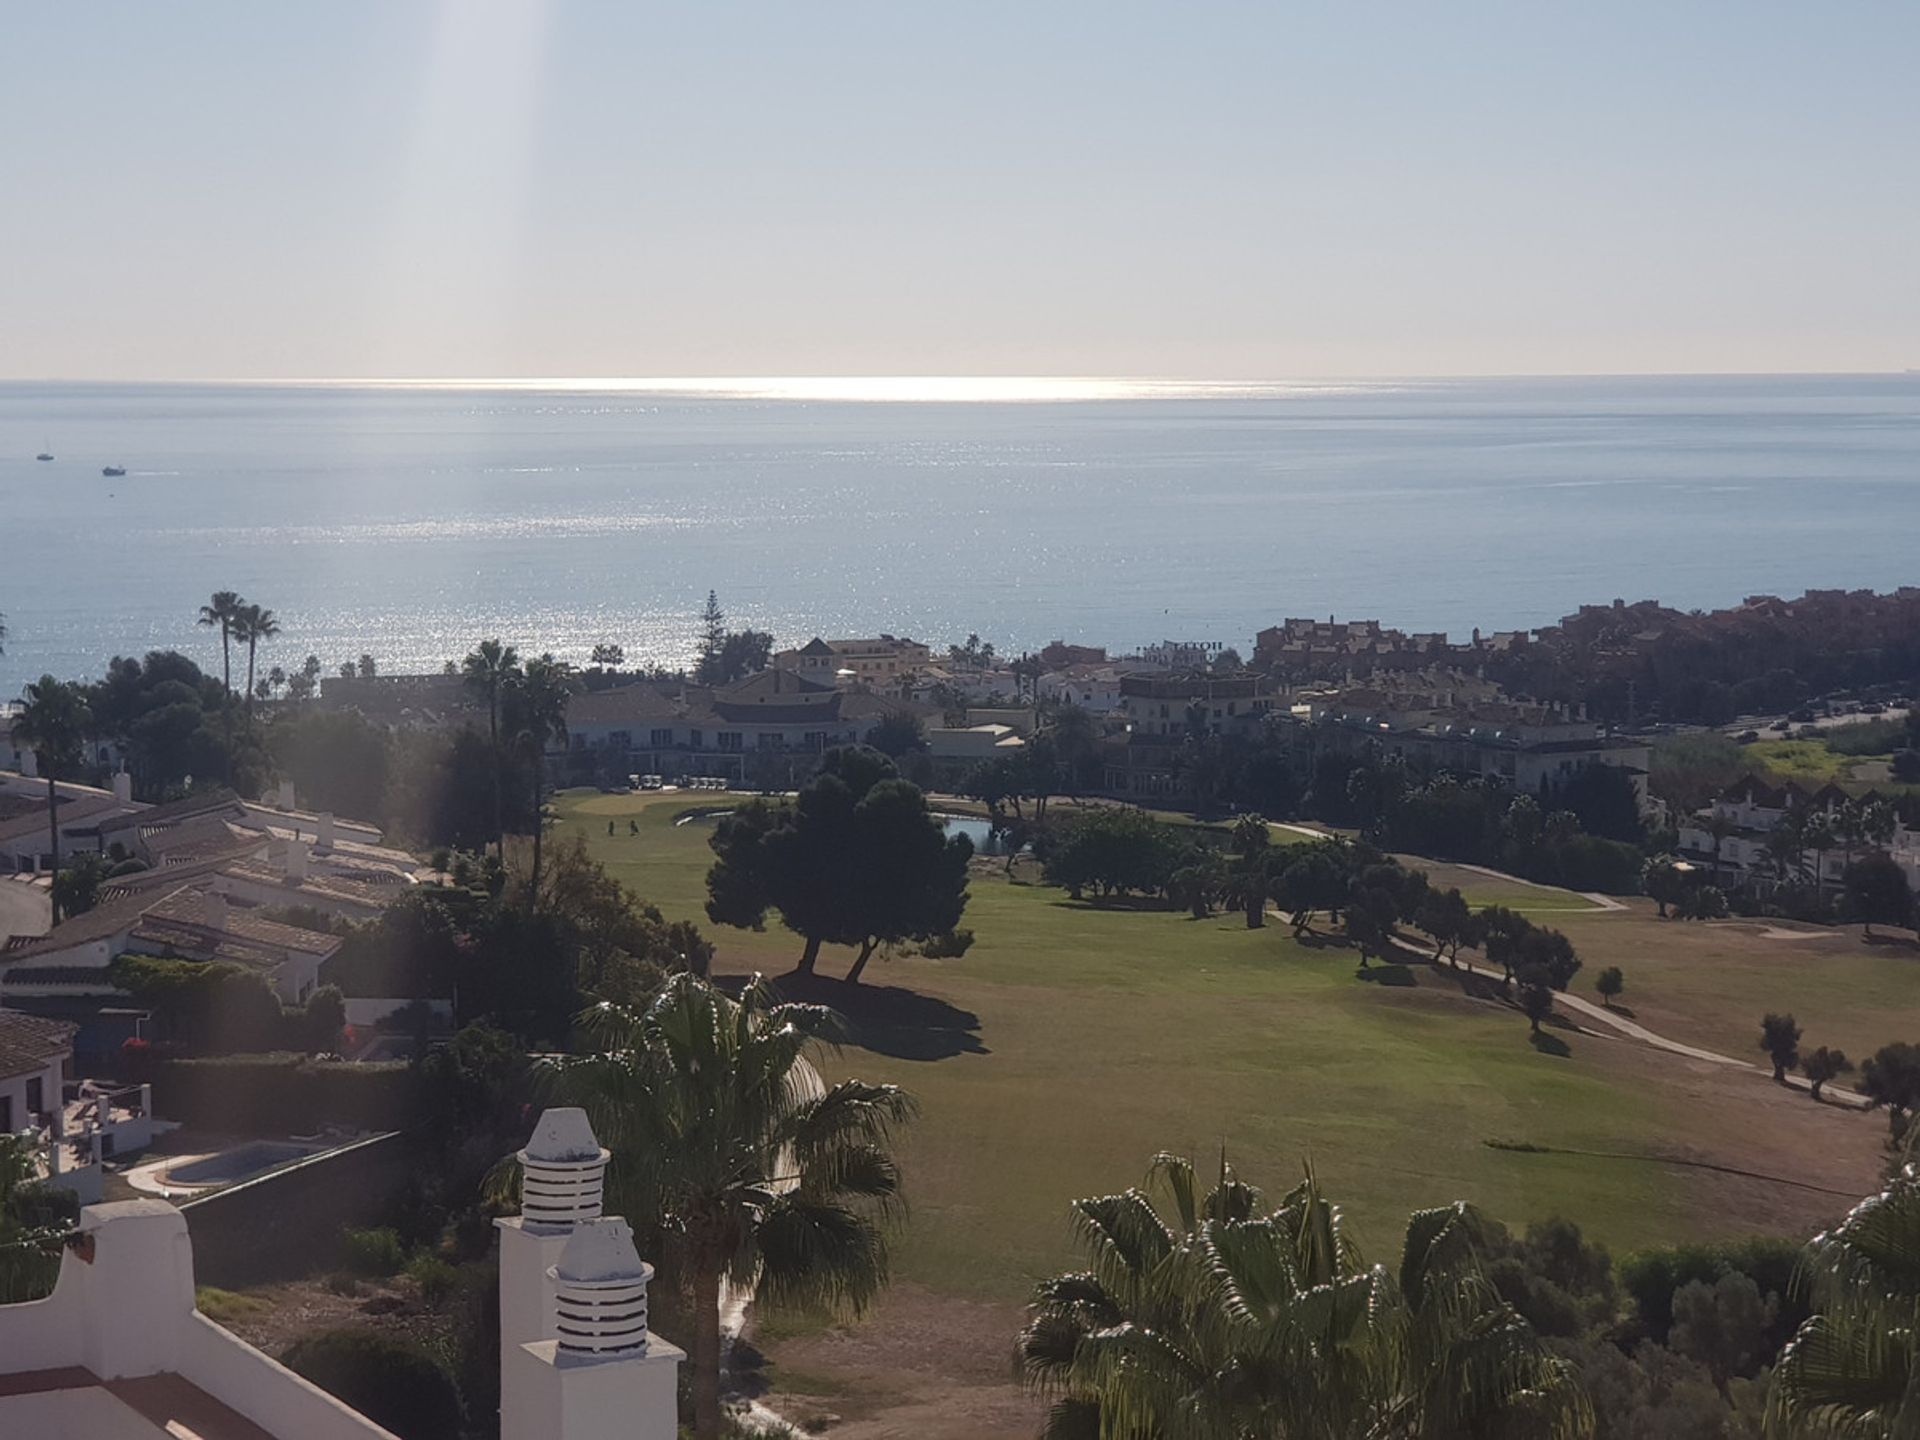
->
xmin=36 ymin=451 xmax=53 ymax=462
xmin=102 ymin=465 xmax=126 ymax=477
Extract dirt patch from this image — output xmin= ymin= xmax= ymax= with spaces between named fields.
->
xmin=754 ymin=1285 xmax=1043 ymax=1439
xmin=209 ymin=1275 xmax=451 ymax=1360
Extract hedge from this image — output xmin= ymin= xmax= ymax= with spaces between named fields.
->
xmin=152 ymin=1054 xmax=422 ymax=1133
xmin=282 ymin=1328 xmax=464 ymax=1440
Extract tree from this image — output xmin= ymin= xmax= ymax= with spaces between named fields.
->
xmin=229 ymin=603 xmax=279 ymax=723
xmin=549 ymin=974 xmax=916 ymax=1440
xmin=461 ymin=640 xmax=522 ymax=856
xmin=506 ymin=654 xmax=574 ymax=902
xmin=13 ymin=676 xmax=93 ymax=922
xmin=1859 ymin=1042 xmax=1920 ymax=1134
xmin=1596 ymin=965 xmax=1624 ymax=1009
xmin=357 ymin=653 xmax=376 ymax=679
xmin=1643 ymin=856 xmax=1685 ymax=918
xmin=705 ymin=749 xmax=971 ymax=979
xmin=1415 ymin=886 xmax=1480 ymax=965
xmin=1344 ymin=882 xmax=1399 ymax=967
xmin=1272 ymin=840 xmax=1356 ymax=935
xmin=196 ymin=590 xmax=242 ymax=700
xmin=283 ymin=1329 xmax=463 ymax=1440
xmin=696 ymin=590 xmax=726 ymax=679
xmin=1844 ymin=852 xmax=1912 ymax=936
xmin=1518 ymin=962 xmax=1557 ymax=1035
xmin=1669 ymin=1272 xmax=1775 ymax=1402
xmin=51 ymin=852 xmax=109 ymax=919
xmin=1801 ymin=1045 xmax=1853 ymax=1102
xmin=1772 ymin=1166 xmax=1920 ymax=1436
xmin=717 ymin=628 xmax=774 ymax=684
xmin=1759 ymin=1012 xmax=1802 ymax=1084
xmin=866 ymin=710 xmax=926 ymax=758
xmin=1481 ymin=905 xmax=1533 ymax=990
xmin=1229 ymin=813 xmax=1271 ymax=929
xmin=1018 ymin=1152 xmax=1586 ymax=1440
xmin=589 ymin=642 xmax=625 ymax=668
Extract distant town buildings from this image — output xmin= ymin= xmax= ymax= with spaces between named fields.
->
xmin=772 ymin=635 xmax=933 ymax=689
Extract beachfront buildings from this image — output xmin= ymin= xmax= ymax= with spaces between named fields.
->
xmin=1102 ymin=673 xmax=1279 ymax=796
xmin=772 ymin=634 xmax=933 ymax=688
xmin=0 ymin=1108 xmax=680 ymax=1440
xmin=560 ymin=670 xmax=933 ymax=785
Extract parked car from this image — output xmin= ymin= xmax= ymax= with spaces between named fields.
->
xmin=1737 ymin=729 xmax=1760 ymax=743
xmin=1787 ymin=708 xmax=1814 ymax=723
xmin=1769 ymin=719 xmax=1792 ymax=732
xmin=1861 ymin=702 xmax=1887 ymax=715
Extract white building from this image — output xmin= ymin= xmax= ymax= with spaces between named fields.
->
xmin=772 ymin=634 xmax=933 ymax=688
xmin=1676 ymin=777 xmax=1919 ymax=892
xmin=0 ymin=1108 xmax=680 ymax=1440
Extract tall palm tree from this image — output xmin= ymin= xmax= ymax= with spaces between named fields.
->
xmin=1772 ymin=1164 xmax=1920 ymax=1437
xmin=462 ymin=639 xmax=521 ymax=855
xmin=1020 ymin=1152 xmax=1587 ymax=1440
xmin=508 ymin=653 xmax=575 ymax=902
xmin=13 ymin=676 xmax=94 ymax=923
xmin=230 ymin=603 xmax=279 ymax=723
xmin=546 ymin=975 xmax=916 ymax=1440
xmin=1803 ymin=813 xmax=1839 ymax=899
xmin=197 ymin=590 xmax=243 ymax=700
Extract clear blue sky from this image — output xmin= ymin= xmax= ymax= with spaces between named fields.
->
xmin=3 ymin=1 xmax=1915 ymax=380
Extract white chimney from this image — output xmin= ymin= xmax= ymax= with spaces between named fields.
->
xmin=112 ymin=771 xmax=133 ymax=805
xmin=315 ymin=812 xmax=335 ymax=853
xmin=285 ymin=839 xmax=309 ymax=882
xmin=202 ymin=889 xmax=229 ymax=936
xmin=275 ymin=779 xmax=296 ymax=810
xmin=499 ymin=1109 xmax=682 ymax=1440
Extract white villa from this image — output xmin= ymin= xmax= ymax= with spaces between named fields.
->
xmin=772 ymin=634 xmax=933 ymax=688
xmin=0 ymin=1107 xmax=681 ymax=1440
xmin=0 ymin=1009 xmax=154 ymax=1204
xmin=1677 ymin=777 xmax=1920 ymax=892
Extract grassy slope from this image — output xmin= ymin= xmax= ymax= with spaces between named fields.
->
xmin=1561 ymin=900 xmax=1920 ymax=1065
xmin=558 ymin=792 xmax=1876 ymax=1303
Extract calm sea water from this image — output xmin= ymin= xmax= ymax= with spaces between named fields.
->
xmin=0 ymin=375 xmax=1916 ymax=696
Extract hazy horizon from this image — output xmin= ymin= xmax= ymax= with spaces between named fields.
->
xmin=4 ymin=3 xmax=1915 ymax=382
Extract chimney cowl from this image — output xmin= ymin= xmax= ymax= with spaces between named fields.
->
xmin=518 ymin=1107 xmax=611 ymax=1234
xmin=550 ymin=1218 xmax=654 ymax=1366
xmin=525 ymin=1107 xmax=603 ymax=1164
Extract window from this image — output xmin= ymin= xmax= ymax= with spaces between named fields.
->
xmin=805 ymin=731 xmax=829 ymax=750
xmin=608 ymin=730 xmax=631 ymax=748
xmin=26 ymin=1077 xmax=43 ymax=1119
xmin=650 ymin=728 xmax=674 ymax=747
xmin=0 ymin=1096 xmax=10 ymax=1132
xmin=719 ymin=732 xmax=743 ymax=752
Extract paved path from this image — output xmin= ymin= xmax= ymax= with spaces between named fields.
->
xmin=1450 ymin=955 xmax=1872 ymax=1107
xmin=0 ymin=877 xmax=50 ymax=943
xmin=1449 ymin=862 xmax=1628 ymax=913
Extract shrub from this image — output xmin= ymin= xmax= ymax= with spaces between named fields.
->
xmin=920 ymin=928 xmax=975 ymax=958
xmin=282 ymin=1328 xmax=464 ymax=1440
xmin=339 ymin=1225 xmax=407 ymax=1277
xmin=404 ymin=1253 xmax=459 ymax=1303
xmin=150 ymin=1053 xmax=421 ymax=1132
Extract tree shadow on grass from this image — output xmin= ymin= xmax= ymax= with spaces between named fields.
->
xmin=767 ymin=971 xmax=988 ymax=1062
xmin=1596 ymin=1001 xmax=1638 ymax=1019
xmin=1356 ymin=963 xmax=1417 ymax=987
xmin=1530 ymin=1030 xmax=1572 ymax=1058
xmin=1862 ymin=930 xmax=1920 ymax=951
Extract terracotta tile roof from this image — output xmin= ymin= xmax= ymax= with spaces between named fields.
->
xmin=0 ymin=1008 xmax=76 ymax=1078
xmin=0 ymin=887 xmax=177 ymax=960
xmin=0 ymin=793 xmax=122 ymax=844
xmin=137 ymin=888 xmax=341 ymax=956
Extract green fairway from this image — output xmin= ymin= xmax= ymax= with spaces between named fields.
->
xmin=556 ymin=791 xmax=1875 ymax=1303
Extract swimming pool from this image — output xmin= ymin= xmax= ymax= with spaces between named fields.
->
xmin=163 ymin=1141 xmax=317 ymax=1187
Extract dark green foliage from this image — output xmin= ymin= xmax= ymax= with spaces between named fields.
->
xmin=1617 ymin=1236 xmax=1805 ymax=1349
xmin=1894 ymin=748 xmax=1920 ymax=784
xmin=1800 ymin=1044 xmax=1853 ymax=1100
xmin=1859 ymin=1041 xmax=1920 ymax=1129
xmin=1759 ymin=1013 xmax=1802 ymax=1083
xmin=1415 ymin=886 xmax=1483 ymax=964
xmin=1595 ymin=965 xmax=1624 ymax=1006
xmin=110 ymin=954 xmax=321 ymax=1054
xmin=1670 ymin=1272 xmax=1776 ymax=1398
xmin=1483 ymin=1215 xmax=1616 ymax=1339
xmin=268 ymin=709 xmax=392 ymax=824
xmin=339 ymin=1225 xmax=407 ymax=1277
xmin=1039 ymin=806 xmax=1189 ymax=901
xmin=282 ymin=1328 xmax=464 ymax=1440
xmin=50 ymin=853 xmax=109 ymax=918
xmin=322 ymin=890 xmax=463 ymax=1000
xmin=1517 ymin=963 xmax=1556 ymax=1033
xmin=865 ymin=711 xmax=926 ymax=757
xmin=705 ymin=749 xmax=972 ymax=977
xmin=919 ymin=928 xmax=975 ymax=958
xmin=152 ymin=1054 xmax=420 ymax=1132
xmin=1844 ymin=851 xmax=1912 ymax=932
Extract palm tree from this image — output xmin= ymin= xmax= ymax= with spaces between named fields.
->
xmin=230 ymin=603 xmax=279 ymax=723
xmin=1020 ymin=1152 xmax=1587 ymax=1440
xmin=1702 ymin=810 xmax=1736 ymax=888
xmin=462 ymin=640 xmax=521 ymax=855
xmin=508 ymin=653 xmax=575 ymax=902
xmin=1803 ymin=813 xmax=1839 ymax=899
xmin=546 ymin=976 xmax=916 ymax=1440
xmin=197 ymin=590 xmax=243 ymax=700
xmin=13 ymin=676 xmax=93 ymax=923
xmin=1771 ymin=1165 xmax=1920 ymax=1436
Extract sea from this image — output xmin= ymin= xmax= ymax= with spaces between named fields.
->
xmin=0 ymin=373 xmax=1916 ymax=697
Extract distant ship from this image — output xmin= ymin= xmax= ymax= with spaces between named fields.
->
xmin=36 ymin=450 xmax=53 ymax=462
xmin=102 ymin=465 xmax=126 ymax=477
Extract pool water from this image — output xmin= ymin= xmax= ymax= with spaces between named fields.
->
xmin=165 ymin=1141 xmax=315 ymax=1186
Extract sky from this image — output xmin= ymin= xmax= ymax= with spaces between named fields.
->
xmin=2 ymin=1 xmax=1916 ymax=381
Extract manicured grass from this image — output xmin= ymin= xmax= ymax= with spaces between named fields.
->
xmin=1745 ymin=740 xmax=1862 ymax=787
xmin=1557 ymin=901 xmax=1920 ymax=1066
xmin=556 ymin=791 xmax=1879 ymax=1304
